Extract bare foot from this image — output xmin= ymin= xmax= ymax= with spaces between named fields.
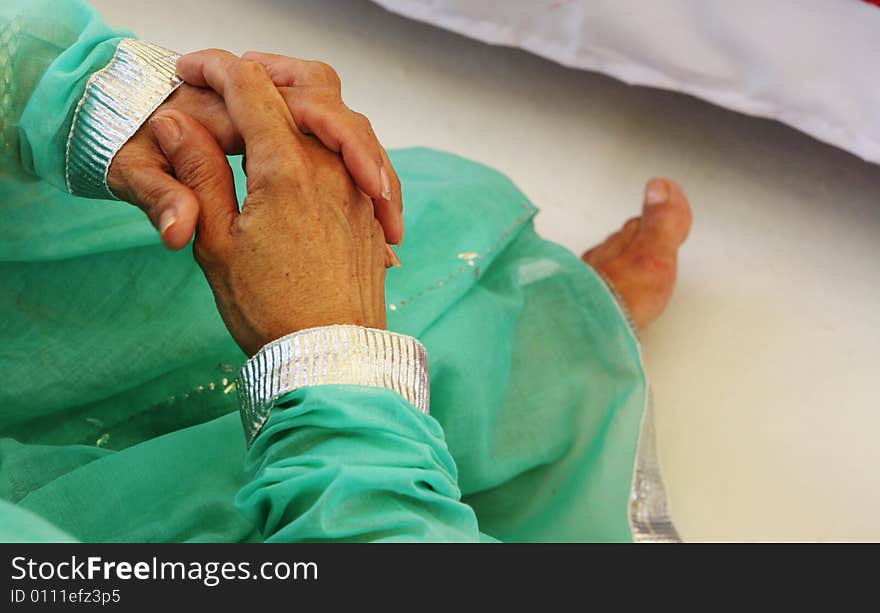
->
xmin=582 ymin=178 xmax=692 ymax=330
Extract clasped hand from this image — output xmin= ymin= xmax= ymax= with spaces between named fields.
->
xmin=146 ymin=50 xmax=389 ymax=356
xmin=108 ymin=50 xmax=403 ymax=250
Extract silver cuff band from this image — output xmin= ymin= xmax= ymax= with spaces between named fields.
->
xmin=236 ymin=325 xmax=431 ymax=447
xmin=65 ymin=38 xmax=182 ymax=200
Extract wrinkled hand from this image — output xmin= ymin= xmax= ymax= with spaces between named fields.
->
xmin=149 ymin=51 xmax=387 ymax=356
xmin=108 ymin=49 xmax=403 ymax=250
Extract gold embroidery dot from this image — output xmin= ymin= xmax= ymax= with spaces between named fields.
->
xmin=389 ymin=304 xmax=397 ymax=311
xmin=457 ymin=251 xmax=479 ymax=261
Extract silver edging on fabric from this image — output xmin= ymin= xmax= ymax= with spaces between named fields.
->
xmin=65 ymin=39 xmax=182 ymax=200
xmin=629 ymin=397 xmax=681 ymax=542
xmin=596 ymin=272 xmax=681 ymax=543
xmin=235 ymin=325 xmax=431 ymax=448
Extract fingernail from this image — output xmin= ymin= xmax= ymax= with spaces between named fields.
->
xmin=380 ymin=165 xmax=392 ymax=201
xmin=645 ymin=178 xmax=668 ymax=206
xmin=150 ymin=115 xmax=182 ymax=155
xmin=385 ymin=244 xmax=402 ymax=268
xmin=158 ymin=209 xmax=177 ymax=236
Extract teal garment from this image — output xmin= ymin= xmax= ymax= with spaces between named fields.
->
xmin=0 ymin=499 xmax=76 ymax=543
xmin=1 ymin=0 xmax=131 ymax=186
xmin=0 ymin=0 xmax=647 ymax=542
xmin=240 ymin=386 xmax=482 ymax=542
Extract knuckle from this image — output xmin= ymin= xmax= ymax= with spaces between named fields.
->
xmin=351 ymin=111 xmax=371 ymax=128
xmin=197 ymin=48 xmax=240 ymax=69
xmin=264 ymin=160 xmax=308 ymax=193
xmin=209 ymin=48 xmax=235 ymax=60
xmin=351 ymin=112 xmax=376 ymax=137
xmin=233 ymin=59 xmax=270 ymax=84
xmin=177 ymin=154 xmax=216 ymax=186
xmin=309 ymin=61 xmax=341 ymax=87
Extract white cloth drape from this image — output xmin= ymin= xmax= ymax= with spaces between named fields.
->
xmin=372 ymin=0 xmax=880 ymax=165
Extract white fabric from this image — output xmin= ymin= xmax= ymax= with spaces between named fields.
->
xmin=372 ymin=0 xmax=880 ymax=165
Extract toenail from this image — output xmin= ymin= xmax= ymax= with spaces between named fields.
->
xmin=645 ymin=179 xmax=668 ymax=206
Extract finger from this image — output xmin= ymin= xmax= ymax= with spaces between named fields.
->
xmin=161 ymin=83 xmax=243 ymax=153
xmin=124 ymin=166 xmax=200 ymax=250
xmin=374 ymin=147 xmax=404 ymax=245
xmin=149 ymin=109 xmax=239 ymax=253
xmin=176 ymin=50 xmax=306 ymax=180
xmin=244 ymin=51 xmax=404 ymax=243
xmin=241 ymin=51 xmax=341 ymax=89
xmin=279 ymin=92 xmax=385 ymax=196
xmin=277 ymin=89 xmax=404 ymax=244
xmin=244 ymin=54 xmax=377 ymax=200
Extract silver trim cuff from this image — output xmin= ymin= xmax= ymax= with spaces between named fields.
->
xmin=65 ymin=39 xmax=182 ymax=200
xmin=629 ymin=402 xmax=681 ymax=542
xmin=236 ymin=325 xmax=431 ymax=447
xmin=595 ymin=270 xmax=681 ymax=542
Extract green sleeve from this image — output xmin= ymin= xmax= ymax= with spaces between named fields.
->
xmin=0 ymin=0 xmax=131 ymax=186
xmin=236 ymin=385 xmax=484 ymax=542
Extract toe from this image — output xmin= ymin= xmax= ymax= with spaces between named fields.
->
xmin=636 ymin=178 xmax=692 ymax=256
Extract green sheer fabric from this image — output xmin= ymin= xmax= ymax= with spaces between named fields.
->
xmin=0 ymin=0 xmax=647 ymax=542
xmin=1 ymin=0 xmax=130 ymax=186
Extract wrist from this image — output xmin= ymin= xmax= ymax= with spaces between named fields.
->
xmin=231 ymin=311 xmax=388 ymax=358
xmin=236 ymin=324 xmax=429 ymax=446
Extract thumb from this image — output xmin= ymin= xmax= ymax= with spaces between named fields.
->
xmin=148 ymin=109 xmax=239 ymax=255
xmin=119 ymin=162 xmax=200 ymax=251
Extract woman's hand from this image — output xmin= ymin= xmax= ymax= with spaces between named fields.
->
xmin=148 ymin=52 xmax=387 ymax=356
xmin=107 ymin=49 xmax=403 ymax=250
